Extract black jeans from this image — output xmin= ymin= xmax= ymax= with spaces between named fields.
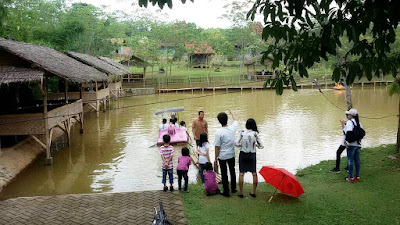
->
xmin=177 ymin=170 xmax=188 ymax=191
xmin=218 ymin=157 xmax=236 ymax=194
xmin=335 ymin=145 xmax=347 ymax=170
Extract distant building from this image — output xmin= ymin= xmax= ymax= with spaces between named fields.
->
xmin=185 ymin=43 xmax=215 ymax=68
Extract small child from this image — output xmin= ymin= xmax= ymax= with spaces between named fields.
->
xmin=159 ymin=118 xmax=168 ymax=130
xmin=195 ymin=133 xmax=210 ymax=184
xmin=174 ymin=117 xmax=179 ymax=128
xmin=177 ymin=147 xmax=191 ymax=193
xmin=180 ymin=121 xmax=192 ymax=141
xmin=203 ymin=162 xmax=220 ymax=196
xmin=168 ymin=119 xmax=176 ymax=135
xmin=160 ymin=134 xmax=174 ymax=192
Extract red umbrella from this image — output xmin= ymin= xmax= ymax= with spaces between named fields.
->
xmin=259 ymin=166 xmax=304 ymax=202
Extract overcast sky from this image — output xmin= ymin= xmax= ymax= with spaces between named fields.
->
xmin=68 ymin=0 xmax=246 ymax=28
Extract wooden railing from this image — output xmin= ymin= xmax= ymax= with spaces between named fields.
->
xmin=0 ymin=100 xmax=83 ymax=136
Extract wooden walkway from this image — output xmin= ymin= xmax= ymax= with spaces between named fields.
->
xmin=0 ymin=191 xmax=187 ymax=225
xmin=157 ymin=81 xmax=393 ymax=93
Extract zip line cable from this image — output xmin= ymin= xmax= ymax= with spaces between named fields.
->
xmin=1 ymin=80 xmax=396 ymax=126
xmin=314 ymin=81 xmax=397 ymax=120
xmin=6 ymin=79 xmax=265 ymax=111
xmin=0 ymin=88 xmax=242 ymax=126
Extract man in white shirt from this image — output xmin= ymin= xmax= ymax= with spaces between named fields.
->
xmin=214 ymin=109 xmax=238 ymax=197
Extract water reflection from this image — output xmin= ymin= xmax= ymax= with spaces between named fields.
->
xmin=0 ymin=87 xmax=397 ymax=200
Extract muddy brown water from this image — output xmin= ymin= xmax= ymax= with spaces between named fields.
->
xmin=0 ymin=87 xmax=397 ymax=200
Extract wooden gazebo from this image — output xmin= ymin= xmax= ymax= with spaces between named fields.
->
xmin=66 ymin=52 xmax=130 ymax=99
xmin=244 ymin=55 xmax=275 ymax=81
xmin=0 ymin=38 xmax=109 ymax=164
xmin=98 ymin=56 xmax=132 ymax=97
xmin=120 ymin=55 xmax=149 ymax=85
xmin=185 ymin=43 xmax=215 ymax=68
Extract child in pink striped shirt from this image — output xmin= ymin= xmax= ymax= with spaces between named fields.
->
xmin=160 ymin=134 xmax=174 ymax=192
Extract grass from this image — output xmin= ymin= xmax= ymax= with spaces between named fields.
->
xmin=180 ymin=145 xmax=400 ymax=225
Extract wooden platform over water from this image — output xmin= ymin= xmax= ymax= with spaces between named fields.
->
xmin=157 ymin=81 xmax=393 ymax=93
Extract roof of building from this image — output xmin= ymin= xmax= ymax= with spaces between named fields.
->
xmin=0 ymin=38 xmax=109 ymax=83
xmin=185 ymin=43 xmax=215 ymax=55
xmin=119 ymin=55 xmax=150 ymax=68
xmin=97 ymin=56 xmax=132 ymax=74
xmin=244 ymin=54 xmax=274 ymax=66
xmin=66 ymin=51 xmax=130 ymax=76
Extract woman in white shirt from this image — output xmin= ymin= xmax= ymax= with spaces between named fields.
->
xmin=235 ymin=118 xmax=264 ymax=198
xmin=344 ymin=108 xmax=363 ymax=182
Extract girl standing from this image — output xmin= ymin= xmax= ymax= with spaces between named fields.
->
xmin=195 ymin=133 xmax=210 ymax=184
xmin=236 ymin=118 xmax=264 ymax=198
xmin=177 ymin=147 xmax=191 ymax=192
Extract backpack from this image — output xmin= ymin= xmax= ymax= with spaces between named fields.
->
xmin=345 ymin=120 xmax=365 ymax=143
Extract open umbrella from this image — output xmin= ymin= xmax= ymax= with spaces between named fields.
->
xmin=259 ymin=166 xmax=304 ymax=202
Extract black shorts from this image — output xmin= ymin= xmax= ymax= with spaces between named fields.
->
xmin=239 ymin=151 xmax=256 ymax=173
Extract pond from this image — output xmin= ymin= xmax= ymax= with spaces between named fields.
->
xmin=0 ymin=86 xmax=397 ymax=200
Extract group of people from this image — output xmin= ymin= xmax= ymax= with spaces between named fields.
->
xmin=159 ymin=109 xmax=264 ymax=198
xmin=330 ymin=108 xmax=364 ymax=182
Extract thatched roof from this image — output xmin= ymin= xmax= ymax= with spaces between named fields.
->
xmin=66 ymin=52 xmax=129 ymax=76
xmin=98 ymin=56 xmax=132 ymax=74
xmin=185 ymin=43 xmax=215 ymax=55
xmin=0 ymin=38 xmax=109 ymax=83
xmin=119 ymin=55 xmax=150 ymax=68
xmin=244 ymin=55 xmax=274 ymax=66
xmin=0 ymin=66 xmax=44 ymax=84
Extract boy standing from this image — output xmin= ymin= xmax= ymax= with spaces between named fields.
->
xmin=160 ymin=134 xmax=174 ymax=191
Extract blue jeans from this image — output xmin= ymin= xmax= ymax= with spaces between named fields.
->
xmin=347 ymin=146 xmax=361 ymax=178
xmin=162 ymin=168 xmax=173 ymax=184
xmin=199 ymin=164 xmax=205 ymax=184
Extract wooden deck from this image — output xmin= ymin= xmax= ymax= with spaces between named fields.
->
xmin=0 ymin=100 xmax=84 ymax=164
xmin=157 ymin=81 xmax=393 ymax=93
xmin=48 ymin=88 xmax=110 ymax=114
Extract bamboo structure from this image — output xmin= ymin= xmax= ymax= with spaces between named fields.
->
xmin=0 ymin=38 xmax=109 ymax=164
xmin=66 ymin=52 xmax=130 ymax=99
xmin=120 ymin=54 xmax=149 ymax=86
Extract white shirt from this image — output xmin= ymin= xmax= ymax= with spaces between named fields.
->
xmin=235 ymin=129 xmax=264 ymax=153
xmin=344 ymin=118 xmax=363 ymax=147
xmin=180 ymin=126 xmax=187 ymax=131
xmin=197 ymin=142 xmax=210 ymax=164
xmin=174 ymin=123 xmax=180 ymax=128
xmin=159 ymin=124 xmax=168 ymax=130
xmin=214 ymin=120 xmax=238 ymax=160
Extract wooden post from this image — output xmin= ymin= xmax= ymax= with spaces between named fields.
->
xmin=64 ymin=79 xmax=69 ymax=103
xmin=95 ymin=81 xmax=99 ymax=117
xmin=43 ymin=75 xmax=53 ymax=165
xmin=144 ymin=67 xmax=147 ymax=87
xmin=80 ymin=83 xmax=84 ymax=133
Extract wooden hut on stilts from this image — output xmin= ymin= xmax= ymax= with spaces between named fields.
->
xmin=97 ymin=56 xmax=132 ymax=96
xmin=65 ymin=52 xmax=130 ymax=100
xmin=0 ymin=38 xmax=109 ymax=164
xmin=120 ymin=55 xmax=149 ymax=86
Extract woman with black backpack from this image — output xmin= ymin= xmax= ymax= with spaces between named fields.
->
xmin=344 ymin=108 xmax=365 ymax=182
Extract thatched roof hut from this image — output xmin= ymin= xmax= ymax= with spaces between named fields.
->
xmin=244 ymin=54 xmax=274 ymax=66
xmin=0 ymin=38 xmax=109 ymax=83
xmin=97 ymin=56 xmax=131 ymax=74
xmin=120 ymin=55 xmax=150 ymax=68
xmin=0 ymin=66 xmax=44 ymax=84
xmin=66 ymin=52 xmax=130 ymax=76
